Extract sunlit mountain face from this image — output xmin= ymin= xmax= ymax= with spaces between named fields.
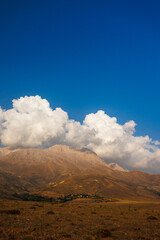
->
xmin=0 ymin=144 xmax=160 ymax=200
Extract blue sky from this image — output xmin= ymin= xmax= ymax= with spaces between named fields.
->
xmin=0 ymin=0 xmax=160 ymax=141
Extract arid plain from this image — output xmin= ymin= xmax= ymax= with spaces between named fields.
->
xmin=1 ymin=199 xmax=160 ymax=240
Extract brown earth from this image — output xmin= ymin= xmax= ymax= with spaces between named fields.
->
xmin=0 ymin=145 xmax=160 ymax=200
xmin=0 ymin=198 xmax=160 ymax=240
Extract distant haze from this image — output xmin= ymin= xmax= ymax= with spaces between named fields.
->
xmin=0 ymin=95 xmax=160 ymax=174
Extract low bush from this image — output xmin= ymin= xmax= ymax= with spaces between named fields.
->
xmin=0 ymin=209 xmax=21 ymax=215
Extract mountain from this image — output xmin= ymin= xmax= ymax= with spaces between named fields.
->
xmin=106 ymin=162 xmax=128 ymax=172
xmin=0 ymin=145 xmax=160 ymax=200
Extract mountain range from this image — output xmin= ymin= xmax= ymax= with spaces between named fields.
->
xmin=0 ymin=145 xmax=160 ymax=200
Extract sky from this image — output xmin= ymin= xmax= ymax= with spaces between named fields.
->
xmin=0 ymin=1 xmax=160 ymax=173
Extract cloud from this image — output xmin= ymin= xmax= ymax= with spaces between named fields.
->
xmin=0 ymin=95 xmax=160 ymax=173
xmin=0 ymin=96 xmax=68 ymax=148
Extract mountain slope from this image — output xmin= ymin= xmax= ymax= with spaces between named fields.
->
xmin=0 ymin=145 xmax=160 ymax=200
xmin=106 ymin=162 xmax=128 ymax=172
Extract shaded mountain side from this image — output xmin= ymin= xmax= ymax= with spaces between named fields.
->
xmin=0 ymin=145 xmax=160 ymax=200
xmin=40 ymin=173 xmax=159 ymax=199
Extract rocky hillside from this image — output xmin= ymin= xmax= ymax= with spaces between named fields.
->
xmin=0 ymin=145 xmax=160 ymax=200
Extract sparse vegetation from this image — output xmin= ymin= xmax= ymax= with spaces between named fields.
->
xmin=0 ymin=209 xmax=21 ymax=215
xmin=147 ymin=215 xmax=158 ymax=220
xmin=0 ymin=199 xmax=160 ymax=239
xmin=13 ymin=192 xmax=103 ymax=203
xmin=96 ymin=228 xmax=111 ymax=238
xmin=47 ymin=211 xmax=55 ymax=215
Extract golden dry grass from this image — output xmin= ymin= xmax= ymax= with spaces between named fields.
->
xmin=0 ymin=199 xmax=160 ymax=240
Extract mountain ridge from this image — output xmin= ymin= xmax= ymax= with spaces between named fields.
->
xmin=0 ymin=145 xmax=160 ymax=200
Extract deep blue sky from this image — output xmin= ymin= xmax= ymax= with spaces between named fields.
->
xmin=0 ymin=0 xmax=160 ymax=140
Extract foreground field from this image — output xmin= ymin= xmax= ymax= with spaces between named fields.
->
xmin=0 ymin=199 xmax=160 ymax=240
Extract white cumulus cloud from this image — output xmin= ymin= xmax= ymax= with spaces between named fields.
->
xmin=0 ymin=95 xmax=160 ymax=173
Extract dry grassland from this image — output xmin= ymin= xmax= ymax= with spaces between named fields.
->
xmin=0 ymin=199 xmax=160 ymax=240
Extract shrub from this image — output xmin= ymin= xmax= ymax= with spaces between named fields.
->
xmin=47 ymin=211 xmax=55 ymax=215
xmin=0 ymin=209 xmax=21 ymax=215
xmin=96 ymin=229 xmax=111 ymax=238
xmin=147 ymin=216 xmax=158 ymax=220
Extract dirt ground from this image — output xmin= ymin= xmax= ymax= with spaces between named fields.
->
xmin=0 ymin=198 xmax=160 ymax=240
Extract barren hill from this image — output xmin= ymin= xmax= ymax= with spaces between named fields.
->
xmin=0 ymin=145 xmax=160 ymax=200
